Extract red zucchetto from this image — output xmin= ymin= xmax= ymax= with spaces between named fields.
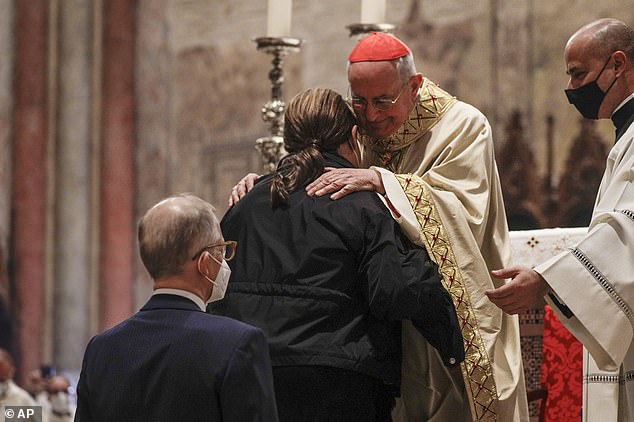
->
xmin=348 ymin=32 xmax=412 ymax=63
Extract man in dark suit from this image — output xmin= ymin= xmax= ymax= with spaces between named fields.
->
xmin=75 ymin=193 xmax=278 ymax=422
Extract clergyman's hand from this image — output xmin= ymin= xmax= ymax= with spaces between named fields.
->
xmin=305 ymin=168 xmax=384 ymax=200
xmin=228 ymin=173 xmax=260 ymax=207
xmin=485 ymin=266 xmax=550 ymax=315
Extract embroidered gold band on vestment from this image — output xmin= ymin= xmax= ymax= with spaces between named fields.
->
xmin=396 ymin=174 xmax=499 ymax=422
xmin=363 ymin=78 xmax=458 ymax=153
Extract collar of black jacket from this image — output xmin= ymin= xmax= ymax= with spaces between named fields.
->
xmin=256 ymin=151 xmax=355 ymax=188
xmin=322 ymin=151 xmax=354 ymax=168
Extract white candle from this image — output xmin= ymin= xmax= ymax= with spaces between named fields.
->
xmin=361 ymin=0 xmax=386 ymax=23
xmin=267 ymin=0 xmax=292 ymax=37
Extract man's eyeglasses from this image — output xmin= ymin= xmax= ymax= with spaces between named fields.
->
xmin=191 ymin=240 xmax=238 ymax=261
xmin=347 ymin=84 xmax=408 ymax=112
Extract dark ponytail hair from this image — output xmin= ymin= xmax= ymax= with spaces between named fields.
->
xmin=271 ymin=88 xmax=356 ymax=208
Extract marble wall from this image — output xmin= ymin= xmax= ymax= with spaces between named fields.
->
xmin=1 ymin=0 xmax=634 ymax=381
xmin=135 ymin=0 xmax=634 ymax=223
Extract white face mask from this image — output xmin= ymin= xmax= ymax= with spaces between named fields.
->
xmin=50 ymin=392 xmax=70 ymax=413
xmin=199 ymin=254 xmax=231 ymax=303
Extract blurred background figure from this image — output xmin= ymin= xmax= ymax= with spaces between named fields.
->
xmin=25 ymin=368 xmax=49 ymax=408
xmin=45 ymin=375 xmax=75 ymax=422
xmin=0 ymin=297 xmax=12 ymax=357
xmin=0 ymin=348 xmax=40 ymax=417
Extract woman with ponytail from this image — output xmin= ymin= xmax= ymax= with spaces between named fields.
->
xmin=211 ymin=88 xmax=463 ymax=422
xmin=270 ymin=88 xmax=358 ymax=208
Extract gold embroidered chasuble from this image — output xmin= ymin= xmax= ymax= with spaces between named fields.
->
xmin=363 ymin=79 xmax=529 ymax=422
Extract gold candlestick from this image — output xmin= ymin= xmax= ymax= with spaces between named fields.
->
xmin=253 ymin=36 xmax=303 ymax=173
xmin=346 ymin=22 xmax=395 ymax=38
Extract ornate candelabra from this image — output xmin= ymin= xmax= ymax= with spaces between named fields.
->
xmin=346 ymin=22 xmax=395 ymax=38
xmin=253 ymin=36 xmax=303 ymax=173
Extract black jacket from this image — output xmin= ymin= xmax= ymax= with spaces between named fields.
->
xmin=211 ymin=152 xmax=463 ymax=387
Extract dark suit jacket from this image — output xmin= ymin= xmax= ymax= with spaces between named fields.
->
xmin=75 ymin=294 xmax=278 ymax=422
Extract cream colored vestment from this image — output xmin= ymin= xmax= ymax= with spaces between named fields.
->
xmin=362 ymin=79 xmax=529 ymax=422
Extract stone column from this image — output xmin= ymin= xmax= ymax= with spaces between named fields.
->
xmin=53 ymin=0 xmax=94 ymax=372
xmin=135 ymin=0 xmax=171 ymax=306
xmin=0 ymin=0 xmax=14 ymax=297
xmin=100 ymin=0 xmax=135 ymax=330
xmin=11 ymin=0 xmax=49 ymax=381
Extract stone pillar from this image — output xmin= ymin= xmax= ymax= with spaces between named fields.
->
xmin=100 ymin=0 xmax=135 ymax=330
xmin=135 ymin=0 xmax=171 ymax=306
xmin=0 ymin=0 xmax=15 ymax=362
xmin=11 ymin=0 xmax=48 ymax=381
xmin=53 ymin=0 xmax=94 ymax=372
xmin=0 ymin=0 xmax=14 ymax=297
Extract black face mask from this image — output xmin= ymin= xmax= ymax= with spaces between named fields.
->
xmin=565 ymin=56 xmax=618 ymax=120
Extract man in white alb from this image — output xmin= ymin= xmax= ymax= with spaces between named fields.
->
xmin=487 ymin=18 xmax=634 ymax=422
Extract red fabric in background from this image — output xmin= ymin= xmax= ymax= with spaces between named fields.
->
xmin=541 ymin=305 xmax=583 ymax=421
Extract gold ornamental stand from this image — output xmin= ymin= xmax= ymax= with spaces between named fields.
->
xmin=253 ymin=36 xmax=303 ymax=173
